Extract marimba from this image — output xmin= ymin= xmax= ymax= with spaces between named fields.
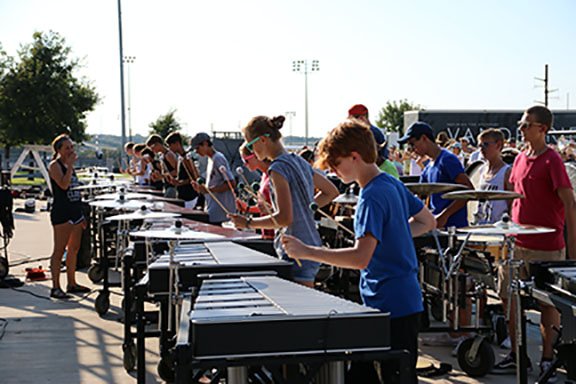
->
xmin=174 ymin=275 xmax=408 ymax=384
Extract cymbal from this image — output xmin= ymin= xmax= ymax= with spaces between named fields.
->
xmin=131 ymin=226 xmax=225 ymax=241
xmin=89 ymin=199 xmax=154 ymax=210
xmin=442 ymin=190 xmax=524 ymax=201
xmin=333 ymin=193 xmax=358 ymax=205
xmin=95 ymin=192 xmax=156 ymax=201
xmin=458 ymin=221 xmax=555 ymax=236
xmin=405 ymin=183 xmax=469 ymax=196
xmin=106 ymin=208 xmax=180 ymax=221
xmin=72 ymin=181 xmax=130 ymax=190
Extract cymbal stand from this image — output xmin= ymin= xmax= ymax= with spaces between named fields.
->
xmin=504 ymin=236 xmax=529 ymax=384
xmin=472 ymin=198 xmax=489 ymax=225
xmin=167 ymin=239 xmax=183 ymax=334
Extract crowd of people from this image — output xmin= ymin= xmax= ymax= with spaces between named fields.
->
xmin=47 ymin=104 xmax=575 ymax=382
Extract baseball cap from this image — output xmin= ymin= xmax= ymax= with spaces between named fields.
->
xmin=398 ymin=122 xmax=434 ymax=144
xmin=190 ymin=132 xmax=211 ymax=148
xmin=348 ymin=104 xmax=368 ymax=116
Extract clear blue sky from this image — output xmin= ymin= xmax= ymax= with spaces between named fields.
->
xmin=0 ymin=0 xmax=574 ymax=140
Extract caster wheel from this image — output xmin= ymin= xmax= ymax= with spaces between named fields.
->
xmin=123 ymin=343 xmax=137 ymax=372
xmin=95 ymin=291 xmax=110 ymax=316
xmin=457 ymin=337 xmax=495 ymax=377
xmin=0 ymin=256 xmax=8 ymax=280
xmin=157 ymin=355 xmax=175 ymax=382
xmin=88 ymin=264 xmax=104 ymax=283
xmin=430 ymin=297 xmax=443 ymax=321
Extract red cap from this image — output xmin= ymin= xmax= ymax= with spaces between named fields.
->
xmin=348 ymin=104 xmax=368 ymax=116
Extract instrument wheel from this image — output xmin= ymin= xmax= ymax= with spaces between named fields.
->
xmin=157 ymin=355 xmax=175 ymax=382
xmin=457 ymin=337 xmax=495 ymax=377
xmin=0 ymin=256 xmax=8 ymax=280
xmin=88 ymin=264 xmax=104 ymax=283
xmin=123 ymin=343 xmax=137 ymax=372
xmin=95 ymin=291 xmax=110 ymax=316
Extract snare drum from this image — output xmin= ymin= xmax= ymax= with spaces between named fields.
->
xmin=456 ymin=233 xmax=507 ymax=261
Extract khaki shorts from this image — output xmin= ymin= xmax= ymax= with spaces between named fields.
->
xmin=497 ymin=245 xmax=565 ymax=300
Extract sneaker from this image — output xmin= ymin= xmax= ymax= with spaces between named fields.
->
xmin=539 ymin=361 xmax=557 ymax=383
xmin=422 ymin=333 xmax=465 ymax=347
xmin=492 ymin=353 xmax=533 ymax=375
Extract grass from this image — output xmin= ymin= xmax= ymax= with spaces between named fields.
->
xmin=10 ymin=172 xmax=47 ymax=186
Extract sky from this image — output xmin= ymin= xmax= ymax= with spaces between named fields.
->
xmin=0 ymin=0 xmax=575 ymax=142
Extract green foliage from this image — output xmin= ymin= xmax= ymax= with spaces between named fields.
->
xmin=375 ymin=99 xmax=421 ymax=134
xmin=0 ymin=31 xmax=99 ymax=151
xmin=149 ymin=109 xmax=181 ymax=138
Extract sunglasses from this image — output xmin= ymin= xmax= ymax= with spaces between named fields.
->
xmin=479 ymin=141 xmax=495 ymax=149
xmin=242 ymin=154 xmax=256 ymax=164
xmin=517 ymin=120 xmax=543 ymax=129
xmin=246 ymin=134 xmax=270 ymax=153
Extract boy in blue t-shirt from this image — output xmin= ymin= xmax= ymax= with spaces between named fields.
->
xmin=281 ymin=119 xmax=436 ymax=384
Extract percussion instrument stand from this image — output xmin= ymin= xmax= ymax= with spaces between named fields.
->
xmin=167 ymin=239 xmax=183 ymax=334
xmin=472 ymin=199 xmax=490 ymax=225
xmin=504 ymin=236 xmax=529 ymax=384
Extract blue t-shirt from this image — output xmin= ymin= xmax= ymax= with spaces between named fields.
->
xmin=420 ymin=148 xmax=468 ymax=228
xmin=206 ymin=152 xmax=236 ymax=223
xmin=269 ymin=152 xmax=322 ymax=254
xmin=355 ymin=172 xmax=424 ymax=319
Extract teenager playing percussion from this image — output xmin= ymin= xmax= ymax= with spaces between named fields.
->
xmin=228 ymin=115 xmax=339 ymax=288
xmin=281 ymin=119 xmax=436 ymax=382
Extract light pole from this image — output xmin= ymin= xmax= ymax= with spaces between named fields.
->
xmin=292 ymin=60 xmax=319 ymax=146
xmin=117 ymin=0 xmax=126 ymax=155
xmin=123 ymin=56 xmax=136 ymax=141
xmin=285 ymin=111 xmax=296 ymax=146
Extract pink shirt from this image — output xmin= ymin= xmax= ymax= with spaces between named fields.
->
xmin=510 ymin=148 xmax=573 ymax=250
xmin=260 ymin=172 xmax=275 ymax=239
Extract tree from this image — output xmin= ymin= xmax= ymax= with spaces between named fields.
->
xmin=149 ymin=109 xmax=181 ymax=138
xmin=0 ymin=31 xmax=99 ymax=160
xmin=375 ymin=99 xmax=421 ymax=135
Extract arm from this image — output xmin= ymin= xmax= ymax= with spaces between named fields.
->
xmin=409 ymin=206 xmax=437 ymax=237
xmin=504 ymin=166 xmax=514 ymax=212
xmin=435 ymin=172 xmax=474 ymax=228
xmin=557 ymin=187 xmax=576 ymax=259
xmin=48 ymin=157 xmax=76 ymax=190
xmin=228 ymin=170 xmax=292 ymax=230
xmin=281 ymin=233 xmax=377 ymax=270
xmin=166 ymin=152 xmax=178 ymax=177
xmin=312 ymin=170 xmax=339 ymax=208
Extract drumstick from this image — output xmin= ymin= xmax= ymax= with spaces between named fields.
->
xmin=218 ymin=165 xmax=238 ymax=200
xmin=310 ymin=202 xmax=355 ymax=237
xmin=236 ymin=166 xmax=251 ymax=186
xmin=196 ymin=177 xmax=230 ymax=215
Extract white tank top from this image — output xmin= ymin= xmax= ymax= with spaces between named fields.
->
xmin=476 ymin=163 xmax=510 ymax=224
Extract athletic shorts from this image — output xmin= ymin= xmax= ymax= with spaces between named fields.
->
xmin=497 ymin=245 xmax=565 ymax=300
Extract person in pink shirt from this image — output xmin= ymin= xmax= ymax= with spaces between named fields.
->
xmin=493 ymin=105 xmax=576 ymax=377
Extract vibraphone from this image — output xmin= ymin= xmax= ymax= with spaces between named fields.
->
xmin=530 ymin=260 xmax=576 ymax=381
xmin=129 ymin=237 xmax=292 ymax=383
xmin=174 ymin=275 xmax=409 ymax=384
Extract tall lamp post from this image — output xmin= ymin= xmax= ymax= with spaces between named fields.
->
xmin=117 ymin=0 xmax=126 ymax=157
xmin=292 ymin=60 xmax=319 ymax=146
xmin=123 ymin=56 xmax=136 ymax=141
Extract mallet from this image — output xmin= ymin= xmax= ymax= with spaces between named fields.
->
xmin=196 ymin=177 xmax=230 ymax=215
xmin=309 ymin=202 xmax=355 ymax=237
xmin=236 ymin=166 xmax=250 ymax=187
xmin=218 ymin=165 xmax=238 ymax=200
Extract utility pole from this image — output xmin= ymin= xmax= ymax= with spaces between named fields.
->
xmin=534 ymin=64 xmax=558 ymax=107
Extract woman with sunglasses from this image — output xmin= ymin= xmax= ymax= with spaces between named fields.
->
xmin=229 ymin=115 xmax=339 ymax=287
xmin=48 ymin=134 xmax=90 ymax=299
